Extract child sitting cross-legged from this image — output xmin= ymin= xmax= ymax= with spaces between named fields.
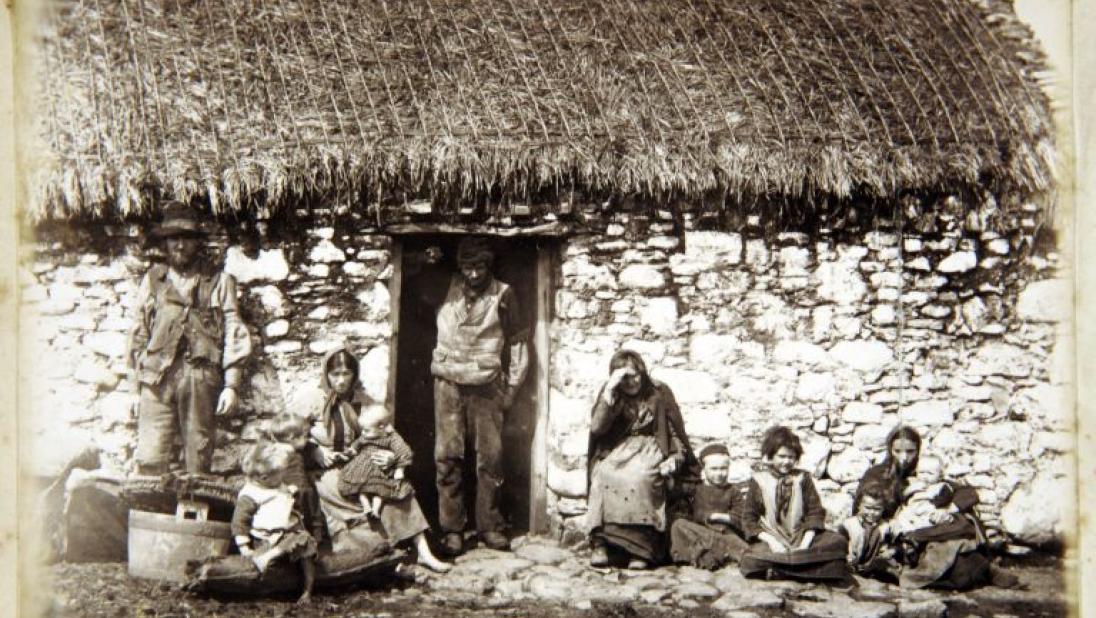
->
xmin=232 ymin=441 xmax=318 ymax=604
xmin=738 ymin=426 xmax=850 ymax=583
xmin=336 ymin=405 xmax=414 ymax=521
xmin=669 ymin=443 xmax=750 ymax=569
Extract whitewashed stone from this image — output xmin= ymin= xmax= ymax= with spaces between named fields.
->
xmin=252 ymin=285 xmax=289 ymax=317
xmin=969 ymin=343 xmax=1032 ymax=378
xmin=359 ymin=344 xmax=390 ymax=402
xmin=342 ymin=261 xmax=368 ymax=277
xmin=983 ymin=238 xmax=1010 ymax=255
xmin=773 ymin=341 xmax=831 ymax=368
xmin=308 ymin=264 xmax=331 ymax=278
xmin=815 ymin=261 xmax=867 ymax=304
xmin=833 ymin=317 xmax=862 ymax=339
xmin=27 ymin=425 xmax=98 ymax=477
xmin=563 ymin=257 xmax=617 ymax=290
xmin=1016 ymin=279 xmax=1071 ymax=323
xmin=812 ymin=415 xmax=829 ymax=433
xmin=853 ymin=423 xmax=897 ymax=451
xmin=689 ymin=334 xmax=740 ymax=365
xmin=1012 ymin=384 xmax=1070 ymax=429
xmin=842 ymin=402 xmax=884 ymax=424
xmin=640 ymin=297 xmax=678 ymax=335
xmin=646 ymin=236 xmax=679 ymax=251
xmin=899 ymin=400 xmax=953 ymax=426
xmin=779 ymin=247 xmax=810 ymax=275
xmin=265 ymin=340 xmax=303 ymax=355
xmin=74 ymin=358 xmax=119 ymax=389
xmin=871 ymin=305 xmax=896 ymax=325
xmin=308 ymin=305 xmax=332 ymax=320
xmin=264 ymin=319 xmax=290 ymax=338
xmin=83 ymin=332 xmax=127 ymax=359
xmin=652 ymin=368 xmax=720 ymax=404
xmin=97 ymin=391 xmax=136 ymax=427
xmin=308 ymin=338 xmax=347 ymax=355
xmin=547 ymin=461 xmax=587 ymax=499
xmin=556 ymin=497 xmax=588 ymax=516
xmin=362 ymin=282 xmax=391 ymax=320
xmin=830 ymin=341 xmax=893 ymax=374
xmin=936 ymin=251 xmax=977 ymax=273
xmin=795 ymin=373 xmax=836 ymax=403
xmin=73 ymin=262 xmax=128 ymax=283
xmin=745 ymin=240 xmax=770 ymax=271
xmin=621 ymin=339 xmax=666 ymax=363
xmin=309 ymin=240 xmax=346 ymax=263
xmin=1000 ymin=471 xmax=1071 ymax=545
xmin=685 ymin=231 xmax=742 ymax=261
xmin=224 ymin=247 xmax=290 ymax=283
xmin=976 ymin=422 xmax=1031 ymax=453
xmin=827 ymin=448 xmax=871 ymax=483
xmin=800 ymin=438 xmax=831 ymax=478
xmin=619 ymin=265 xmax=666 ymax=289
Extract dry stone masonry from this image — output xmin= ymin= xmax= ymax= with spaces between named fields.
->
xmin=20 ymin=200 xmax=1072 ymax=548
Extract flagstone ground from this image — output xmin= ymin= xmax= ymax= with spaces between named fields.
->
xmin=46 ymin=536 xmax=1068 ymax=617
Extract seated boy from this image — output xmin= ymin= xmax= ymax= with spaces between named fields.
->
xmin=669 ymin=443 xmax=750 ymax=570
xmin=838 ymin=480 xmax=899 ymax=581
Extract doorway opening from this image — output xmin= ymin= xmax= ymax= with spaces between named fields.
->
xmin=391 ymin=234 xmax=552 ymax=536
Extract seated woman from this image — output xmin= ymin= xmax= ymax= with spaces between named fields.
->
xmin=306 ymin=347 xmax=450 ymax=573
xmin=669 ymin=443 xmax=750 ymax=569
xmin=586 ymin=350 xmax=694 ymax=570
xmin=738 ymin=426 xmax=848 ymax=583
xmin=853 ymin=426 xmax=1017 ymax=590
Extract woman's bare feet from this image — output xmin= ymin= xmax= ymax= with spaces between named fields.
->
xmin=295 ymin=591 xmax=312 ymax=605
xmin=414 ymin=533 xmax=452 ymax=573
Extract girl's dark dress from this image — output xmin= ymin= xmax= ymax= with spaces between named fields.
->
xmin=337 ymin=432 xmax=414 ymax=501
xmin=855 ymin=463 xmax=991 ymax=590
xmin=738 ymin=469 xmax=848 ymax=582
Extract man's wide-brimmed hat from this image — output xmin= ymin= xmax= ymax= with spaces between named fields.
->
xmin=151 ymin=202 xmax=208 ymax=239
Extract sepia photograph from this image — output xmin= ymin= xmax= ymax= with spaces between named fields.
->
xmin=3 ymin=0 xmax=1084 ymax=615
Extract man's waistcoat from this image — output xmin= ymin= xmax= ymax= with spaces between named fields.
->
xmin=431 ymin=276 xmax=508 ymax=385
xmin=137 ymin=263 xmax=225 ymax=385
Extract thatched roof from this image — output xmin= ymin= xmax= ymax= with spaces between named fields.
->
xmin=29 ymin=0 xmax=1054 ymax=222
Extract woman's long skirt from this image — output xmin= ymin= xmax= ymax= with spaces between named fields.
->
xmin=739 ymin=531 xmax=849 ymax=582
xmin=586 ymin=435 xmax=668 ymax=563
xmin=899 ymin=516 xmax=991 ymax=590
xmin=313 ymin=467 xmax=429 ymax=551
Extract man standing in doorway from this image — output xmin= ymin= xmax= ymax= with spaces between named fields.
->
xmin=415 ymin=237 xmax=529 ymax=555
xmin=127 ymin=203 xmax=253 ymax=475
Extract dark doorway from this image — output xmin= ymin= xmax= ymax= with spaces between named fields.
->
xmin=393 ymin=235 xmax=542 ymax=536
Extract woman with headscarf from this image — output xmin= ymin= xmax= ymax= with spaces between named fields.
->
xmin=585 ymin=350 xmax=695 ymax=569
xmin=852 ymin=426 xmax=1016 ymax=589
xmin=306 ymin=347 xmax=450 ymax=572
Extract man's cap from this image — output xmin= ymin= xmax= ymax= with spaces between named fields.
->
xmin=457 ymin=236 xmax=494 ymax=267
xmin=151 ymin=202 xmax=208 ymax=239
xmin=698 ymin=443 xmax=730 ymax=461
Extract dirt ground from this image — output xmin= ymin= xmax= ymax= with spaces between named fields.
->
xmin=43 ymin=548 xmax=1070 ymax=618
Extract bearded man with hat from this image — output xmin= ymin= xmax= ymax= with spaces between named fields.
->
xmin=127 ymin=202 xmax=253 ymax=475
xmin=411 ymin=237 xmax=529 ymax=555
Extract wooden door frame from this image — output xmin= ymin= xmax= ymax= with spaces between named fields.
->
xmin=386 ymin=232 xmax=553 ymax=534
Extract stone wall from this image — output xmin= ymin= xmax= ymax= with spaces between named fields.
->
xmin=545 ymin=214 xmax=1072 ymax=546
xmin=19 ymin=205 xmax=1073 ymax=546
xmin=20 ymin=225 xmax=394 ymax=478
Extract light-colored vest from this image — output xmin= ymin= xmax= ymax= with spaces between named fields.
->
xmin=137 ymin=263 xmax=225 ymax=385
xmin=754 ymin=470 xmax=806 ymax=547
xmin=240 ymin=482 xmax=300 ymax=543
xmin=431 ymin=276 xmax=508 ymax=385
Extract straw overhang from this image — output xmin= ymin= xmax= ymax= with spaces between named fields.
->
xmin=30 ymin=0 xmax=1055 ymax=221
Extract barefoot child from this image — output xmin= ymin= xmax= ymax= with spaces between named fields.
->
xmin=232 ymin=442 xmax=318 ymax=604
xmin=336 ymin=405 xmax=414 ymax=519
xmin=670 ymin=443 xmax=750 ymax=569
xmin=739 ymin=426 xmax=849 ymax=583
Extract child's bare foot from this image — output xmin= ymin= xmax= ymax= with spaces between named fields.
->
xmin=296 ymin=591 xmax=312 ymax=605
xmin=251 ymin=552 xmax=273 ymax=573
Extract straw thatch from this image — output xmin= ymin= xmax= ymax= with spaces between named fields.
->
xmin=30 ymin=0 xmax=1054 ymax=221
